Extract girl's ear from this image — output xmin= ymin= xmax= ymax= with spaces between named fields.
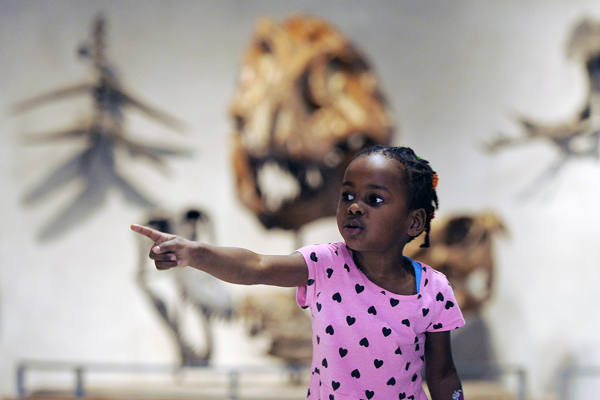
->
xmin=407 ymin=208 xmax=426 ymax=237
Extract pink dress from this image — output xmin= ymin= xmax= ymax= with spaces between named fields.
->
xmin=296 ymin=242 xmax=465 ymax=400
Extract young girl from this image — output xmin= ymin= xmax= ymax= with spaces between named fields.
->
xmin=131 ymin=146 xmax=465 ymax=400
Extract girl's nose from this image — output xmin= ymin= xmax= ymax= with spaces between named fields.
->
xmin=348 ymin=202 xmax=363 ymax=215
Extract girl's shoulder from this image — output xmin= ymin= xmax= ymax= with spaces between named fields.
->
xmin=297 ymin=241 xmax=349 ymax=258
xmin=416 ymin=261 xmax=455 ymax=292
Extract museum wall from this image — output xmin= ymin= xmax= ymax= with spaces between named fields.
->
xmin=1 ymin=1 xmax=600 ymax=399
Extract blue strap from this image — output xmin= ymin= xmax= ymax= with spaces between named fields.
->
xmin=404 ymin=256 xmax=422 ymax=294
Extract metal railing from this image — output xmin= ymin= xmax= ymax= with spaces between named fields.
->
xmin=558 ymin=365 xmax=600 ymax=400
xmin=456 ymin=362 xmax=527 ymax=399
xmin=16 ymin=360 xmax=527 ymax=399
xmin=17 ymin=360 xmax=308 ymax=400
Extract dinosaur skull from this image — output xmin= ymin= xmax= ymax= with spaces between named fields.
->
xmin=405 ymin=212 xmax=506 ymax=314
xmin=231 ymin=14 xmax=394 ymax=230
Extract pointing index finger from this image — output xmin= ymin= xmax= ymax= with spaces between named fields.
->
xmin=131 ymin=224 xmax=167 ymax=243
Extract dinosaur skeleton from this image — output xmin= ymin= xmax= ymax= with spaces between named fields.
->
xmin=231 ymin=14 xmax=394 ymax=230
xmin=13 ymin=15 xmax=188 ymax=240
xmin=405 ymin=212 xmax=506 ymax=379
xmin=484 ymin=17 xmax=600 ymax=189
xmin=239 ymin=291 xmax=313 ymax=367
xmin=405 ymin=212 xmax=506 ymax=314
xmin=136 ymin=208 xmax=234 ymax=366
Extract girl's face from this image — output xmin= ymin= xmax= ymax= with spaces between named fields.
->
xmin=336 ymin=154 xmax=425 ymax=254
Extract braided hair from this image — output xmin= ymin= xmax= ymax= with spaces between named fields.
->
xmin=355 ymin=145 xmax=439 ymax=247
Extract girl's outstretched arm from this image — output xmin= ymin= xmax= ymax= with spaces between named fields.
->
xmin=424 ymin=331 xmax=464 ymax=400
xmin=131 ymin=224 xmax=309 ymax=287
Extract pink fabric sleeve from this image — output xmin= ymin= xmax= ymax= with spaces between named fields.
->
xmin=425 ymin=268 xmax=465 ymax=332
xmin=295 ymin=244 xmax=320 ymax=308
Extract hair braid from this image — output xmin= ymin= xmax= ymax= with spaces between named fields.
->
xmin=355 ymin=145 xmax=439 ymax=247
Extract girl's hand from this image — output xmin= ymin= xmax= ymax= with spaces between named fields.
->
xmin=131 ymin=224 xmax=197 ymax=270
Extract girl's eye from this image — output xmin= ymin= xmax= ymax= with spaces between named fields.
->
xmin=342 ymin=192 xmax=355 ymax=202
xmin=367 ymin=194 xmax=384 ymax=205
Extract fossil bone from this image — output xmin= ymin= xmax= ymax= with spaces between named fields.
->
xmin=231 ymin=14 xmax=394 ymax=230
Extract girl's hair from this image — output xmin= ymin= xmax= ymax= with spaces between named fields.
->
xmin=355 ymin=145 xmax=439 ymax=247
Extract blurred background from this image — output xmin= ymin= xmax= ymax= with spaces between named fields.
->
xmin=1 ymin=1 xmax=600 ymax=399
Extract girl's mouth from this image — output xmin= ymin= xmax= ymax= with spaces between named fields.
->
xmin=343 ymin=220 xmax=364 ymax=235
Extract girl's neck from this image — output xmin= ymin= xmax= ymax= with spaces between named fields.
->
xmin=352 ymin=251 xmax=417 ymax=296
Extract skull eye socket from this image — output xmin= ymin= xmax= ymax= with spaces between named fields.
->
xmin=329 ymin=56 xmax=369 ymax=75
xmin=185 ymin=209 xmax=203 ymax=222
xmin=444 ymin=217 xmax=473 ymax=245
xmin=299 ymin=70 xmax=321 ymax=114
xmin=148 ymin=218 xmax=171 ymax=234
xmin=259 ymin=39 xmax=272 ymax=54
xmin=234 ymin=116 xmax=245 ymax=133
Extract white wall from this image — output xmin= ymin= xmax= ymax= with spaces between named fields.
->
xmin=1 ymin=1 xmax=600 ymax=398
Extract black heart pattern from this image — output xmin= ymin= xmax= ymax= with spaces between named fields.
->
xmin=302 ymin=245 xmax=462 ymax=400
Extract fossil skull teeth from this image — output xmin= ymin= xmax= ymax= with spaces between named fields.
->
xmin=256 ymin=161 xmax=301 ymax=212
xmin=255 ymin=160 xmax=326 ymax=212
